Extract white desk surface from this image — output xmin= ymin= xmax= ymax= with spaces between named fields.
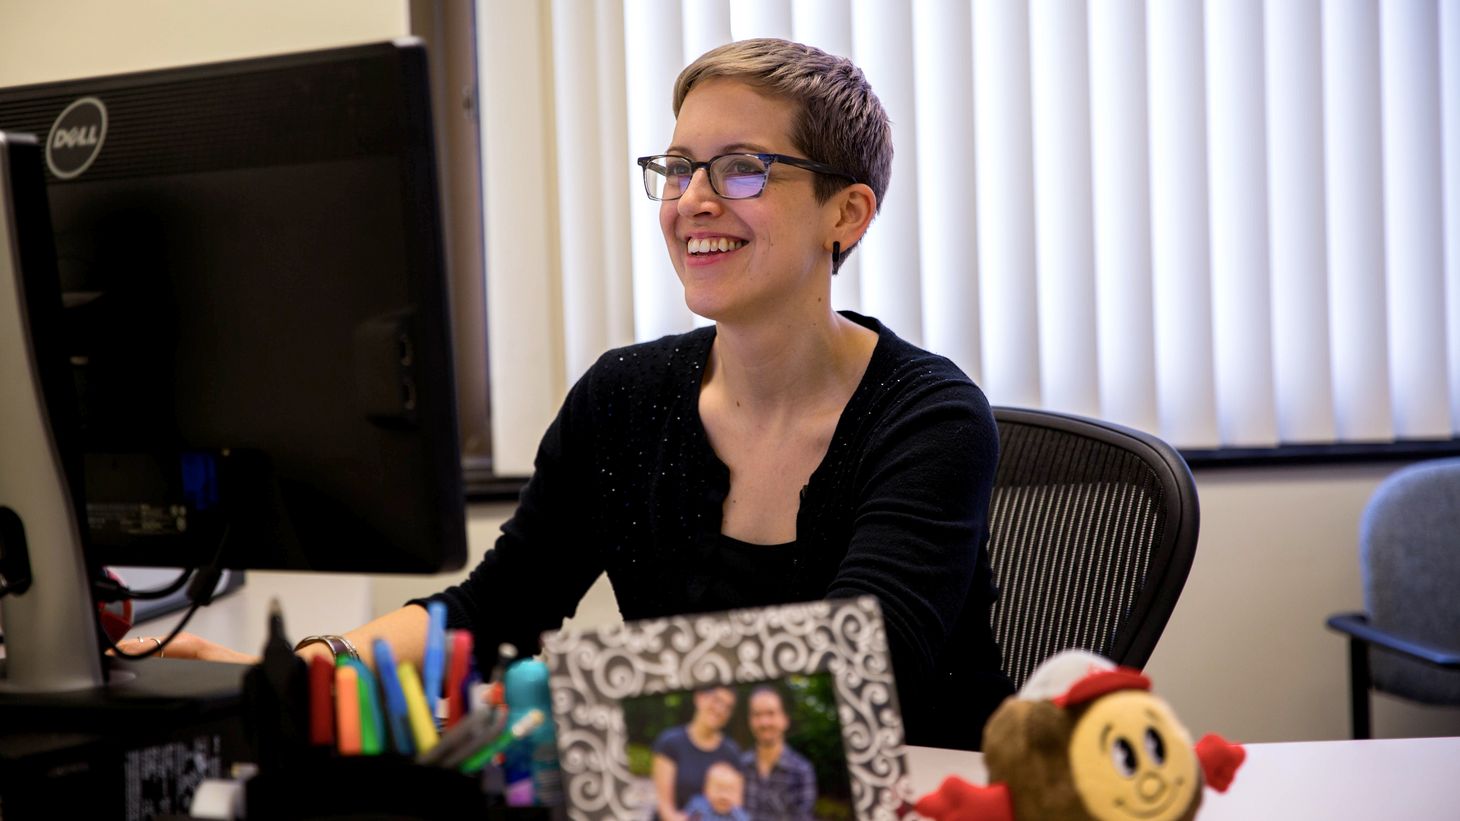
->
xmin=906 ymin=736 xmax=1460 ymax=820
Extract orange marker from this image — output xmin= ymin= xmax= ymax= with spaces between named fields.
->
xmin=335 ymin=663 xmax=362 ymax=755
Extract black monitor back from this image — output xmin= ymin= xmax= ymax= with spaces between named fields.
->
xmin=0 ymin=40 xmax=466 ymax=574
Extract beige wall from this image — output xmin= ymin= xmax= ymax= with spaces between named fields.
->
xmin=0 ymin=0 xmax=408 ymax=87
xmin=8 ymin=0 xmax=1456 ymax=747
xmin=1148 ymin=465 xmax=1460 ymax=742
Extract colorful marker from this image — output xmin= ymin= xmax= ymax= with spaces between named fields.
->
xmin=334 ymin=663 xmax=362 ymax=755
xmin=373 ymin=638 xmax=414 ymax=756
xmin=445 ymin=630 xmax=473 ymax=728
xmin=308 ymin=654 xmax=334 ymax=746
xmin=423 ymin=601 xmax=447 ymax=719
xmin=398 ymin=660 xmax=439 ymax=753
xmin=345 ymin=657 xmax=384 ymax=756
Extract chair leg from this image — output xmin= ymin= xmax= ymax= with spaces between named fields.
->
xmin=1348 ymin=636 xmax=1371 ymax=740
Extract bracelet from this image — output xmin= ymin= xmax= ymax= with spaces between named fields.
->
xmin=293 ymin=634 xmax=360 ymax=662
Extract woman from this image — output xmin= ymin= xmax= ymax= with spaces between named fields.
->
xmin=651 ymin=686 xmax=740 ymax=821
xmin=163 ymin=38 xmax=1013 ymax=751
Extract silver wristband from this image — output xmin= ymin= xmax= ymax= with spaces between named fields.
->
xmin=293 ymin=634 xmax=361 ymax=662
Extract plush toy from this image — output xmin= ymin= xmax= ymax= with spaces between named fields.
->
xmin=914 ymin=651 xmax=1244 ymax=821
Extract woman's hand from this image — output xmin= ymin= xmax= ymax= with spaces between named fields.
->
xmin=112 ymin=606 xmax=428 ymax=668
xmin=116 ymin=632 xmax=259 ymax=664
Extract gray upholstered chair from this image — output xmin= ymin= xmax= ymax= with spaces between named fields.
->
xmin=987 ymin=407 xmax=1201 ymax=688
xmin=1327 ymin=458 xmax=1460 ymax=739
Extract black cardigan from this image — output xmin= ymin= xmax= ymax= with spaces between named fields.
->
xmin=425 ymin=312 xmax=1013 ymax=749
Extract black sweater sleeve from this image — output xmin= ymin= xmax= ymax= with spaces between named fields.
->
xmin=823 ymin=366 xmax=1007 ymax=747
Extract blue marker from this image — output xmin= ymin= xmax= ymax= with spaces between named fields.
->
xmin=373 ymin=638 xmax=415 ymax=756
xmin=423 ymin=601 xmax=447 ymax=719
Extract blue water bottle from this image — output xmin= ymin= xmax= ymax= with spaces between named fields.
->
xmin=501 ymin=658 xmax=562 ymax=809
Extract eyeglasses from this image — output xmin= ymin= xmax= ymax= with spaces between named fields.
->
xmin=636 ymin=152 xmax=857 ymax=201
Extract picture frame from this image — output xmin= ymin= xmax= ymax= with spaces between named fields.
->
xmin=542 ymin=596 xmax=913 ymax=820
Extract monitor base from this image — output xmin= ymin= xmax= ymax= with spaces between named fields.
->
xmin=0 ymin=657 xmax=250 ymax=819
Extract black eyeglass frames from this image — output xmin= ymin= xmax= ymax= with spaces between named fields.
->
xmin=636 ymin=152 xmax=857 ymax=201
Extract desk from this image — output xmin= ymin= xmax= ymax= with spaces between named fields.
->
xmin=906 ymin=736 xmax=1460 ymax=819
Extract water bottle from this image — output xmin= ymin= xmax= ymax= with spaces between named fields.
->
xmin=501 ymin=658 xmax=562 ymax=809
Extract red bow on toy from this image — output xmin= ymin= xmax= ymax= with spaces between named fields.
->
xmin=911 ymin=777 xmax=1014 ymax=821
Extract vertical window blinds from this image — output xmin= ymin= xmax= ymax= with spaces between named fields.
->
xmin=478 ymin=0 xmax=1458 ymax=476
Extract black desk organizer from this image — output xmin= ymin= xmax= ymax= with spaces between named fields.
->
xmin=240 ymin=658 xmax=558 ymax=820
xmin=244 ymin=753 xmax=552 ymax=820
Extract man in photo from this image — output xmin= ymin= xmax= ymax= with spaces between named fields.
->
xmin=741 ymin=686 xmax=817 ymax=820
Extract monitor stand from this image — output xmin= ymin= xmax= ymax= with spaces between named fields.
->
xmin=0 ymin=656 xmax=247 ymax=730
xmin=0 ymin=655 xmax=251 ymax=817
xmin=0 ymin=132 xmax=105 ymax=696
xmin=1 ymin=131 xmax=248 ymax=710
xmin=2 ymin=138 xmax=250 ymax=816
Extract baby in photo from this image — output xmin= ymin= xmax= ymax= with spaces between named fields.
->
xmin=683 ymin=761 xmax=749 ymax=821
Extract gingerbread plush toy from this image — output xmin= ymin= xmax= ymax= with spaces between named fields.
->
xmin=914 ymin=651 xmax=1245 ymax=821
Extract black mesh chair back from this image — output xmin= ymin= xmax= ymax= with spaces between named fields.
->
xmin=988 ymin=407 xmax=1200 ymax=688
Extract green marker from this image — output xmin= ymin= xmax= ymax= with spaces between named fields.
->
xmin=344 ymin=657 xmax=385 ymax=755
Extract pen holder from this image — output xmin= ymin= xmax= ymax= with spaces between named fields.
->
xmin=240 ymin=621 xmax=561 ymax=819
xmin=244 ymin=752 xmax=556 ymax=820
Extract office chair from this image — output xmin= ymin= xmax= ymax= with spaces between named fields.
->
xmin=1326 ymin=458 xmax=1460 ymax=739
xmin=986 ymin=407 xmax=1200 ymax=689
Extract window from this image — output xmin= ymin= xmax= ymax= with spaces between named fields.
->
xmin=469 ymin=0 xmax=1460 ymax=484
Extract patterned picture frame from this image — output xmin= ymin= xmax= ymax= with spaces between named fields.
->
xmin=542 ymin=596 xmax=913 ymax=820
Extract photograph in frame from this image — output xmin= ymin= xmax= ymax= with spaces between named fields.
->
xmin=542 ymin=596 xmax=912 ymax=820
xmin=621 ymin=674 xmax=854 ymax=819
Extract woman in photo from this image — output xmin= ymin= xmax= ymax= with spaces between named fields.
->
xmin=650 ymin=686 xmax=742 ymax=821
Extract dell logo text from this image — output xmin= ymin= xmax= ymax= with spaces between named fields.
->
xmin=52 ymin=125 xmax=101 ymax=149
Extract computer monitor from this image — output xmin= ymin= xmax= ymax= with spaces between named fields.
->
xmin=0 ymin=40 xmax=467 ymax=693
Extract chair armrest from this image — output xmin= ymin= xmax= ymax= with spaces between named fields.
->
xmin=1326 ymin=612 xmax=1460 ymax=669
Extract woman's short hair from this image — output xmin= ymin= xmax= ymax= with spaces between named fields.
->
xmin=673 ymin=38 xmax=892 ymax=219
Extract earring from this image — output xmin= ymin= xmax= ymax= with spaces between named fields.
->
xmin=832 ymin=241 xmax=842 ymax=274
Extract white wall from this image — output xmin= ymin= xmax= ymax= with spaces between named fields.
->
xmin=6 ymin=0 xmax=1456 ymax=747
